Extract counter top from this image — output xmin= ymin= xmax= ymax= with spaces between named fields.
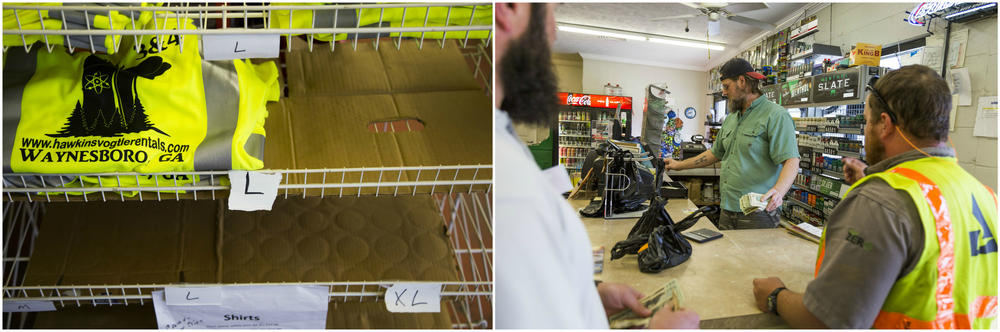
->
xmin=571 ymin=198 xmax=818 ymax=326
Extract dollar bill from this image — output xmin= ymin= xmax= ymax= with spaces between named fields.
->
xmin=607 ymin=279 xmax=684 ymax=329
xmin=740 ymin=192 xmax=768 ymax=215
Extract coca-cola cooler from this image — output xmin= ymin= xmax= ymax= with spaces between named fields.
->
xmin=553 ymin=92 xmax=633 ymax=186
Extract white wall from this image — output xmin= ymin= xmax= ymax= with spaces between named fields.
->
xmin=580 ymin=58 xmax=711 ymax=141
xmin=809 ymin=4 xmax=997 ymax=191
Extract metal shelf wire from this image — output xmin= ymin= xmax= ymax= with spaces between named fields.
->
xmin=3 ymin=3 xmax=492 ymax=54
xmin=2 ymin=165 xmax=492 ymax=202
xmin=2 ymin=191 xmax=493 ymax=329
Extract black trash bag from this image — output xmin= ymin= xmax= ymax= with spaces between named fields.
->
xmin=674 ymin=205 xmax=719 ymax=232
xmin=610 ymin=196 xmax=700 ymax=272
xmin=610 ymin=196 xmax=671 ymax=260
xmin=638 ymin=224 xmax=693 ymax=273
xmin=579 ymin=197 xmax=604 ymax=218
xmin=604 ymin=150 xmax=655 ymax=214
xmin=625 ymin=196 xmax=672 ymax=238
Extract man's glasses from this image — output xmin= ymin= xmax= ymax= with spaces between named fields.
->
xmin=865 ymin=76 xmax=899 ymax=124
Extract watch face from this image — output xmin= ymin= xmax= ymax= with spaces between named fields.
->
xmin=684 ymin=107 xmax=697 ymax=119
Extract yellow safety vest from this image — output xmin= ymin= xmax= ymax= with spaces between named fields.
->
xmin=5 ymin=10 xmax=278 ymax=196
xmin=2 ymin=3 xmax=149 ymax=54
xmin=269 ymin=4 xmax=492 ymax=42
xmin=816 ymin=157 xmax=998 ymax=328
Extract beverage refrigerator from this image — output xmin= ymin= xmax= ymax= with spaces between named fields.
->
xmin=553 ymin=92 xmax=633 ymax=186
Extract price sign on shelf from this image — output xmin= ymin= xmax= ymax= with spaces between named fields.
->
xmin=153 ymin=285 xmax=328 ymax=329
xmin=165 ymin=286 xmax=223 ymax=306
xmin=385 ymin=283 xmax=442 ymax=313
xmin=202 ymin=34 xmax=279 ymax=60
xmin=3 ymin=300 xmax=56 ymax=312
xmin=228 ymin=170 xmax=282 ymax=211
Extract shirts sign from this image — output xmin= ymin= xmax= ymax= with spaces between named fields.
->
xmin=152 ymin=285 xmax=328 ymax=329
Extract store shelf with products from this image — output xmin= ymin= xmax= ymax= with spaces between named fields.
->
xmin=2 ymin=3 xmax=493 ymax=329
xmin=785 ymin=197 xmax=825 ymax=217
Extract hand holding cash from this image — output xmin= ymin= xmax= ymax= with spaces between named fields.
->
xmin=740 ymin=192 xmax=769 ymax=215
xmin=607 ymin=279 xmax=685 ymax=329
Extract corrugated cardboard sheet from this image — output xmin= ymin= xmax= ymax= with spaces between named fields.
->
xmin=266 ymin=39 xmax=492 ymax=196
xmin=26 ymin=196 xmax=458 ymax=328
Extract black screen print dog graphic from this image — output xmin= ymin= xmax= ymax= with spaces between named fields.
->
xmin=48 ymin=55 xmax=171 ymax=137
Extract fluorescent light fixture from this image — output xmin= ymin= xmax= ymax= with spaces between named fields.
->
xmin=649 ymin=37 xmax=725 ymax=51
xmin=557 ymin=25 xmax=645 ymax=41
xmin=557 ymin=23 xmax=726 ymax=51
xmin=944 ymin=2 xmax=996 ymax=19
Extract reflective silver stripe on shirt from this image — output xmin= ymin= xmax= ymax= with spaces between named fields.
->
xmin=193 ymin=60 xmax=239 ymax=171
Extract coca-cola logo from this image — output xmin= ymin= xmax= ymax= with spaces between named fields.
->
xmin=567 ymin=94 xmax=591 ymax=106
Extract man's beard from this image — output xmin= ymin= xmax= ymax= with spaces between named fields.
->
xmin=499 ymin=4 xmax=558 ymax=127
xmin=726 ymin=96 xmax=745 ymax=114
xmin=864 ymin=129 xmax=886 ymax=165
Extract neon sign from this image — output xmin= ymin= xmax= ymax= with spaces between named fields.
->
xmin=906 ymin=2 xmax=960 ymax=26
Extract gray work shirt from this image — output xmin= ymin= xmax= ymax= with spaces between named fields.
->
xmin=803 ymin=146 xmax=956 ymax=328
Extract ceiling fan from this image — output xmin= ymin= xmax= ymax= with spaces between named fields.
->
xmin=651 ymin=2 xmax=776 ymax=36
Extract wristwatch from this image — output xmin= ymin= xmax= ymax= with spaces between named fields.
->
xmin=767 ymin=287 xmax=787 ymax=316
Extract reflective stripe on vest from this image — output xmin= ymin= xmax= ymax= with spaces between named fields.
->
xmin=872 ymin=167 xmax=956 ymax=328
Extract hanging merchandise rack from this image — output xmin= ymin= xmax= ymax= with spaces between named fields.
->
xmin=3 ymin=3 xmax=492 ymax=53
xmin=3 ymin=2 xmax=493 ymax=329
xmin=3 ymin=165 xmax=492 ymax=203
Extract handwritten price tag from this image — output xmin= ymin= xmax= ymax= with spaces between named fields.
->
xmin=165 ymin=287 xmax=223 ymax=306
xmin=228 ymin=170 xmax=282 ymax=211
xmin=202 ymin=34 xmax=279 ymax=60
xmin=3 ymin=300 xmax=56 ymax=312
xmin=384 ymin=283 xmax=442 ymax=313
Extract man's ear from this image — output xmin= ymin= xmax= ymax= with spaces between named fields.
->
xmin=879 ymin=112 xmax=894 ymax=141
xmin=496 ymin=3 xmax=530 ymax=36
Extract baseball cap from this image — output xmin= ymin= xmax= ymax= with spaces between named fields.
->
xmin=720 ymin=58 xmax=765 ymax=81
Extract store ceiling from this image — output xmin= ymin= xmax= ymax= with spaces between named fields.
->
xmin=552 ymin=2 xmax=809 ymax=71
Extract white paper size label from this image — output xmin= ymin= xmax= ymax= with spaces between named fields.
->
xmin=165 ymin=287 xmax=223 ymax=306
xmin=3 ymin=300 xmax=56 ymax=312
xmin=202 ymin=34 xmax=279 ymax=60
xmin=153 ymin=285 xmax=328 ymax=329
xmin=227 ymin=170 xmax=282 ymax=211
xmin=385 ymin=283 xmax=442 ymax=313
xmin=844 ymin=92 xmax=855 ymax=98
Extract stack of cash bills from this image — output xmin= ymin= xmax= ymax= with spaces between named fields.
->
xmin=608 ymin=279 xmax=684 ymax=329
xmin=740 ymin=192 xmax=768 ymax=215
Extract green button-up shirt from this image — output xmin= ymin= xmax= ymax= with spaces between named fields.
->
xmin=711 ymin=95 xmax=800 ymax=212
